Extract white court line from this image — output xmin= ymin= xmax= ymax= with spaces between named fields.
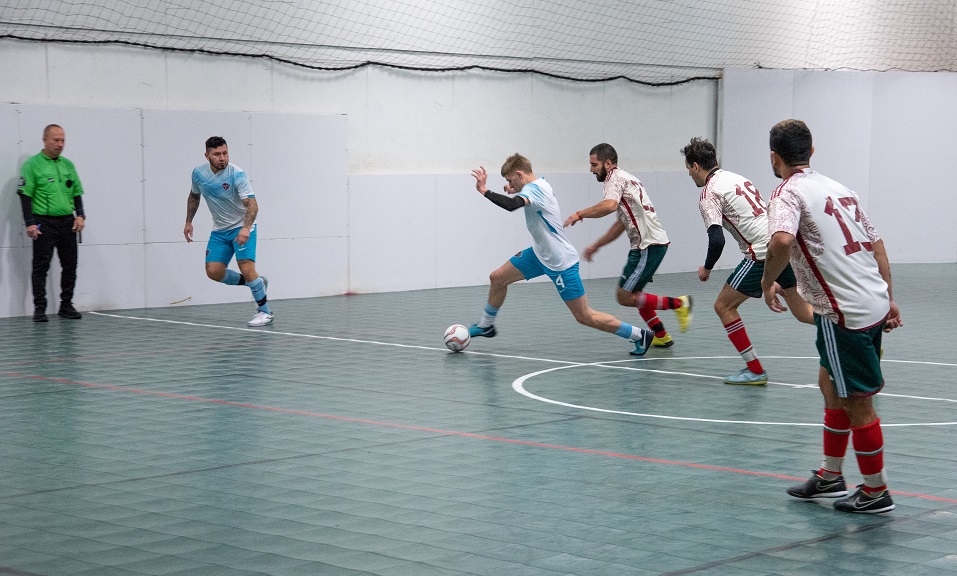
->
xmin=89 ymin=311 xmax=575 ymax=365
xmin=512 ymin=356 xmax=957 ymax=428
xmin=91 ymin=311 xmax=957 ymax=426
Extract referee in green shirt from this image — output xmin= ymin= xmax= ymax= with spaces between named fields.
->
xmin=17 ymin=124 xmax=86 ymax=322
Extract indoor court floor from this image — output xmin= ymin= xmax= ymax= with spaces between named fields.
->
xmin=1 ymin=264 xmax=955 ymax=576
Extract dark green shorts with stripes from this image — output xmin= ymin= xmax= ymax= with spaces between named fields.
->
xmin=727 ymin=259 xmax=797 ymax=298
xmin=618 ymin=244 xmax=668 ymax=293
xmin=815 ymin=314 xmax=885 ymax=397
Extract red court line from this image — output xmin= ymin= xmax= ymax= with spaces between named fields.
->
xmin=4 ymin=370 xmax=956 ymax=505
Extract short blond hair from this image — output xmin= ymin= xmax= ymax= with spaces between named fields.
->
xmin=501 ymin=153 xmax=533 ymax=177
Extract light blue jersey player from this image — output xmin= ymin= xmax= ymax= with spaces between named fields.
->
xmin=184 ymin=136 xmax=273 ymax=326
xmin=465 ymin=153 xmax=653 ymax=355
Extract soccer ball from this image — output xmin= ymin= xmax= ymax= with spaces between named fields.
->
xmin=443 ymin=324 xmax=471 ymax=352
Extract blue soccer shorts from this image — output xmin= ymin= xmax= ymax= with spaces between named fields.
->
xmin=206 ymin=224 xmax=258 ymax=264
xmin=509 ymin=247 xmax=585 ymax=301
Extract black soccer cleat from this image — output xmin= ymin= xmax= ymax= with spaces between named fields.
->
xmin=834 ymin=486 xmax=895 ymax=514
xmin=787 ymin=471 xmax=848 ymax=499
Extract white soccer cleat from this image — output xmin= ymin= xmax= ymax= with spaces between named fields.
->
xmin=247 ymin=311 xmax=274 ymax=327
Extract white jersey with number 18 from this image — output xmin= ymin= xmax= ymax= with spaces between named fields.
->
xmin=768 ymin=169 xmax=889 ymax=330
xmin=699 ymin=169 xmax=770 ymax=261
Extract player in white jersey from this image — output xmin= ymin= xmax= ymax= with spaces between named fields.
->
xmin=184 ymin=136 xmax=274 ymax=327
xmin=465 ymin=153 xmax=653 ymax=354
xmin=680 ymin=137 xmax=812 ymax=386
xmin=762 ymin=120 xmax=902 ymax=514
xmin=564 ymin=143 xmax=692 ymax=354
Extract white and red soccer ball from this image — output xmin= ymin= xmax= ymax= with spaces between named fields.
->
xmin=443 ymin=324 xmax=471 ymax=352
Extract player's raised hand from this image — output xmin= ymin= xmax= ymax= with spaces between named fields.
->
xmin=472 ymin=166 xmax=489 ymax=194
xmin=763 ymin=281 xmax=788 ymax=313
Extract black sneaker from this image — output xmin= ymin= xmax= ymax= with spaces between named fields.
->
xmin=33 ymin=308 xmax=48 ymax=323
xmin=787 ymin=471 xmax=848 ymax=499
xmin=834 ymin=486 xmax=895 ymax=514
xmin=58 ymin=304 xmax=82 ymax=320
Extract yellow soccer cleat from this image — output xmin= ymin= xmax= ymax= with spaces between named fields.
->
xmin=651 ymin=334 xmax=674 ymax=348
xmin=674 ymin=295 xmax=693 ymax=333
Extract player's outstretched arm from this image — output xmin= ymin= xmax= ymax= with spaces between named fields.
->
xmin=563 ymin=198 xmax=617 ymax=227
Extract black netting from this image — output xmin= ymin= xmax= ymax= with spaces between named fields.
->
xmin=1 ymin=0 xmax=954 ymax=85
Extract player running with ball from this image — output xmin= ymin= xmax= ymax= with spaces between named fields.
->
xmin=466 ymin=153 xmax=654 ymax=355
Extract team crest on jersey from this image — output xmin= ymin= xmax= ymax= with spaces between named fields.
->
xmin=222 ymin=182 xmax=230 ymax=191
xmin=17 ymin=176 xmax=25 ymax=187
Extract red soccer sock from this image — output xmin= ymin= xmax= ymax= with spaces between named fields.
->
xmin=638 ymin=307 xmax=667 ymax=338
xmin=639 ymin=293 xmax=683 ymax=312
xmin=724 ymin=319 xmax=764 ymax=374
xmin=819 ymin=407 xmax=851 ymax=476
xmin=852 ymin=418 xmax=887 ymax=493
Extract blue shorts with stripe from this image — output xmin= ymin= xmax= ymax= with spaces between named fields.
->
xmin=509 ymin=247 xmax=585 ymax=301
xmin=815 ymin=314 xmax=885 ymax=397
xmin=206 ymin=224 xmax=258 ymax=264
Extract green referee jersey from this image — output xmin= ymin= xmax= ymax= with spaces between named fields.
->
xmin=18 ymin=152 xmax=84 ymax=216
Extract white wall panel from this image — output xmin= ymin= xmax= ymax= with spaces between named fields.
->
xmin=348 ymin=174 xmax=438 ymax=293
xmin=249 ymin=114 xmax=348 ymax=238
xmin=46 ymin=44 xmax=169 ymax=109
xmin=0 ymin=42 xmax=48 ymax=103
xmin=721 ymin=68 xmax=955 ymax=265
xmin=0 ymin=247 xmax=32 ymax=317
xmin=0 ymin=106 xmax=25 ymax=249
xmin=165 ymin=52 xmax=273 ymax=112
xmin=257 ymin=237 xmax=350 ymax=299
xmin=719 ymin=68 xmax=796 ymax=197
xmin=792 ymin=71 xmax=875 ymax=205
xmin=73 ymin=244 xmax=147 ymax=311
xmin=145 ymin=242 xmax=249 ymax=308
xmin=868 ymin=73 xmax=957 ymax=263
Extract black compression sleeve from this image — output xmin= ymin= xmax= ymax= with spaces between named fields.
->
xmin=484 ymin=190 xmax=526 ymax=211
xmin=18 ymin=192 xmax=35 ymax=227
xmin=704 ymin=224 xmax=726 ymax=270
xmin=74 ymin=195 xmax=85 ymax=218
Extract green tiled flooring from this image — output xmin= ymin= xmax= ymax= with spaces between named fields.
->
xmin=1 ymin=264 xmax=956 ymax=575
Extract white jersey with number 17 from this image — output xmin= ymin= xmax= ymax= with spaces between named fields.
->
xmin=768 ymin=169 xmax=889 ymax=330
